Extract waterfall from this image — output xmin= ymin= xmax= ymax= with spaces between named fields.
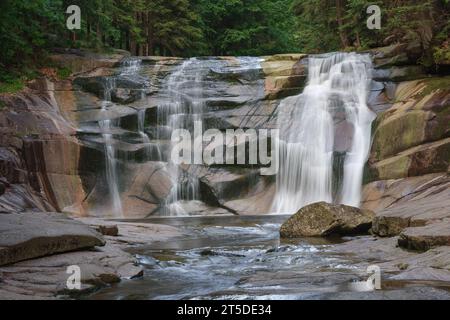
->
xmin=137 ymin=108 xmax=162 ymax=161
xmin=157 ymin=58 xmax=208 ymax=215
xmin=97 ymin=57 xmax=145 ymax=217
xmin=273 ymin=52 xmax=375 ymax=214
xmin=99 ymin=77 xmax=123 ymax=217
xmin=120 ymin=57 xmax=142 ymax=76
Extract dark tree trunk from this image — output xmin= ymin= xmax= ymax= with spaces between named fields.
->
xmin=336 ymin=0 xmax=349 ymax=48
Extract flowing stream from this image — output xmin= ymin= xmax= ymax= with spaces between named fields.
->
xmin=85 ymin=54 xmax=450 ymax=300
xmin=89 ymin=216 xmax=450 ymax=300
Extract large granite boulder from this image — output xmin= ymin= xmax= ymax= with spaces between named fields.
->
xmin=280 ymin=202 xmax=375 ymax=238
xmin=0 ymin=212 xmax=105 ymax=266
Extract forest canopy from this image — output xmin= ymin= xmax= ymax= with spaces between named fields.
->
xmin=0 ymin=0 xmax=449 ymax=83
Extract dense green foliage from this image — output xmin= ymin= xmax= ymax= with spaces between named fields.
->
xmin=0 ymin=0 xmax=449 ymax=89
xmin=192 ymin=0 xmax=298 ymax=56
xmin=293 ymin=0 xmax=450 ymax=64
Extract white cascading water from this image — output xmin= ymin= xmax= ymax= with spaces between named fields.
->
xmin=99 ymin=77 xmax=123 ymax=217
xmin=157 ymin=57 xmax=263 ymax=216
xmin=138 ymin=108 xmax=162 ymax=161
xmin=98 ymin=58 xmax=145 ymax=217
xmin=158 ymin=58 xmax=207 ymax=215
xmin=273 ymin=52 xmax=375 ymax=214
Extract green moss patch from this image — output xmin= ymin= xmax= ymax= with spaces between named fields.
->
xmin=0 ymin=78 xmax=25 ymax=94
xmin=415 ymin=76 xmax=450 ymax=98
xmin=57 ymin=67 xmax=72 ymax=80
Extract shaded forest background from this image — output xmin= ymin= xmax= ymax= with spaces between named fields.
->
xmin=0 ymin=0 xmax=449 ymax=88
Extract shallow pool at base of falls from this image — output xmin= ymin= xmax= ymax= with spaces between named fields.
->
xmin=88 ymin=216 xmax=450 ymax=300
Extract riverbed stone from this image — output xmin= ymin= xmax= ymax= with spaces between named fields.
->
xmin=0 ymin=212 xmax=105 ymax=266
xmin=280 ymin=202 xmax=375 ymax=238
xmin=96 ymin=225 xmax=119 ymax=237
xmin=398 ymin=221 xmax=450 ymax=252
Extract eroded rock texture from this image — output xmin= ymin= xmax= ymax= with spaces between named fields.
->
xmin=362 ymin=44 xmax=450 ymax=245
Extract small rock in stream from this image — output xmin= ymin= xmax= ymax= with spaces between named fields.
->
xmin=96 ymin=225 xmax=119 ymax=237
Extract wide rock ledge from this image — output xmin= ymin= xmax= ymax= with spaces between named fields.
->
xmin=398 ymin=221 xmax=450 ymax=252
xmin=0 ymin=212 xmax=105 ymax=266
xmin=280 ymin=202 xmax=375 ymax=238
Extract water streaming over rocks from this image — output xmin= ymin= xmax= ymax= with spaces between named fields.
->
xmin=157 ymin=58 xmax=211 ymax=214
xmin=77 ymin=53 xmax=374 ymax=217
xmin=155 ymin=57 xmax=263 ymax=215
xmin=95 ymin=58 xmax=149 ymax=217
xmin=99 ymin=77 xmax=123 ymax=217
xmin=273 ymin=53 xmax=376 ymax=214
xmin=89 ymin=216 xmax=450 ymax=300
xmin=78 ymin=56 xmax=266 ymax=217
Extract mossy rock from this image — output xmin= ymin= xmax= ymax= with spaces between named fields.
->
xmin=372 ymin=110 xmax=429 ymax=160
xmin=373 ymin=66 xmax=427 ymax=82
xmin=370 ymin=76 xmax=450 ymax=163
xmin=370 ymin=138 xmax=450 ymax=181
xmin=280 ymin=202 xmax=375 ymax=238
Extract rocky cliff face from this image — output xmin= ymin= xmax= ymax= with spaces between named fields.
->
xmin=361 ymin=43 xmax=450 ymax=238
xmin=0 ymin=46 xmax=448 ymax=219
xmin=0 ymin=50 xmax=128 ymax=215
xmin=0 ymin=51 xmax=308 ymax=217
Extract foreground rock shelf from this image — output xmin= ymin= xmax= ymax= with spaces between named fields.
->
xmin=0 ymin=212 xmax=105 ymax=266
xmin=0 ymin=215 xmax=182 ymax=299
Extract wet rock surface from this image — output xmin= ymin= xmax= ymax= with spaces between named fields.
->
xmin=88 ymin=216 xmax=450 ymax=300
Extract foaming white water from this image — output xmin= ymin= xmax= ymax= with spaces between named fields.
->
xmin=273 ymin=52 xmax=375 ymax=214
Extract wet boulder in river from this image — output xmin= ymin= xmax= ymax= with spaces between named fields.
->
xmin=280 ymin=202 xmax=375 ymax=238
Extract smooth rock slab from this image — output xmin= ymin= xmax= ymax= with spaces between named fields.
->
xmin=280 ymin=202 xmax=375 ymax=238
xmin=398 ymin=221 xmax=450 ymax=251
xmin=370 ymin=174 xmax=450 ymax=237
xmin=0 ymin=212 xmax=105 ymax=266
